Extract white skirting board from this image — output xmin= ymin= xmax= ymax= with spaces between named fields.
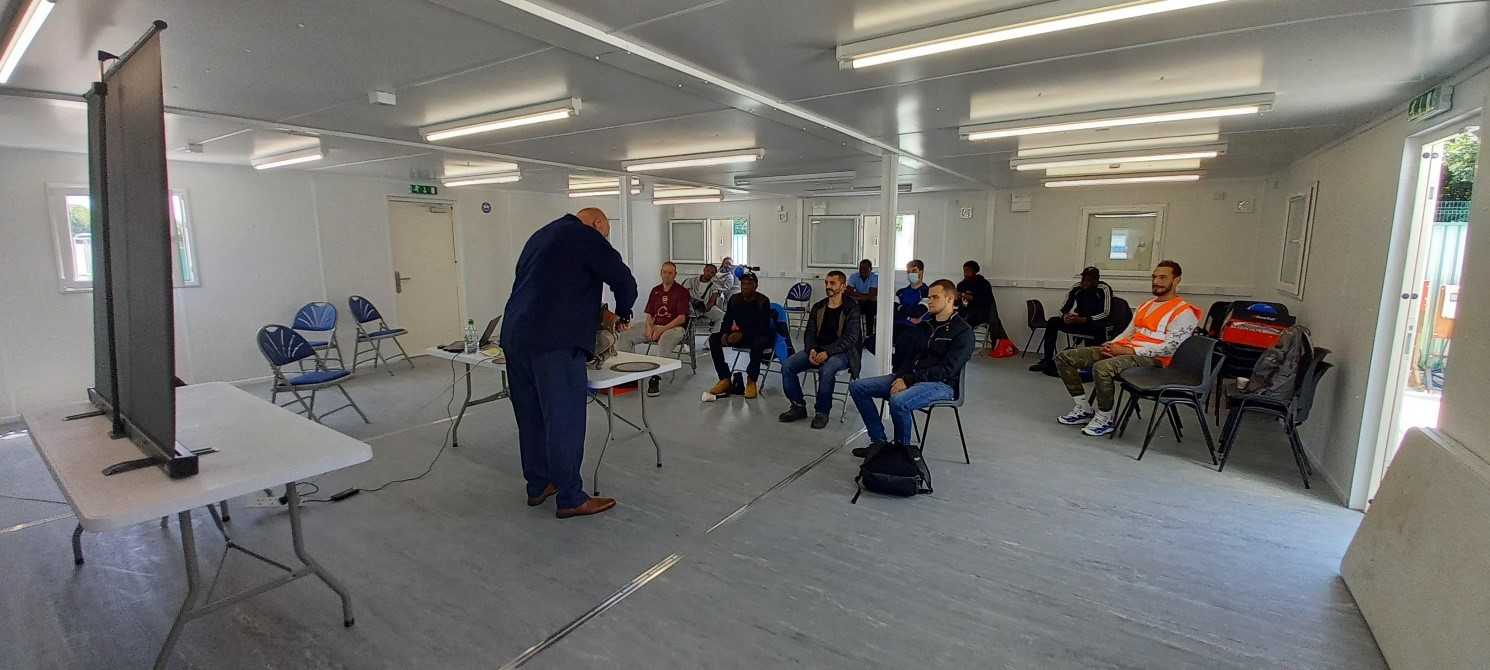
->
xmin=1340 ymin=427 xmax=1490 ymax=669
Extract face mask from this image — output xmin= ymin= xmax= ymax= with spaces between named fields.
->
xmin=907 ymin=272 xmax=920 ymax=284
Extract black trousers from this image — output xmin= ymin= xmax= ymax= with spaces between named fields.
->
xmin=1040 ymin=317 xmax=1109 ymax=361
xmin=710 ymin=331 xmax=774 ymax=380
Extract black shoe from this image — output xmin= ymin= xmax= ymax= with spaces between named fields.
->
xmin=778 ymin=404 xmax=808 ymax=423
xmin=1041 ymin=367 xmax=1060 ymax=378
xmin=851 ymin=440 xmax=892 ymax=458
xmin=810 ymin=413 xmax=830 ymax=429
xmin=646 ymin=377 xmax=661 ymax=397
xmin=1029 ymin=360 xmax=1054 ymax=372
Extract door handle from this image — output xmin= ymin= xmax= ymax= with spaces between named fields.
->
xmin=395 ymin=271 xmax=413 ymax=294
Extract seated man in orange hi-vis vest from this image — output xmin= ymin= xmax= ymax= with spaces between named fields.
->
xmin=1054 ymin=260 xmax=1200 ymax=437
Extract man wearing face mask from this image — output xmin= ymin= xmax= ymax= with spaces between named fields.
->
xmin=779 ymin=271 xmax=862 ymax=428
xmin=501 ymin=207 xmax=637 ymax=519
xmin=892 ymin=259 xmax=930 ymax=368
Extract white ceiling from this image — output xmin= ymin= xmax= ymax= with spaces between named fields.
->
xmin=0 ymin=0 xmax=1486 ymax=196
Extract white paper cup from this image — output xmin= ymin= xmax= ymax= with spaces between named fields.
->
xmin=1235 ymin=377 xmax=1249 ymax=389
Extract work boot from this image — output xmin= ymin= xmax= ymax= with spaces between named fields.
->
xmin=778 ymin=403 xmax=808 ymax=422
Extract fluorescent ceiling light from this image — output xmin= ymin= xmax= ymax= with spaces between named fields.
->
xmin=250 ymin=146 xmax=326 ymax=170
xmin=0 ymin=0 xmax=55 ymax=84
xmin=1044 ymin=159 xmax=1203 ymax=176
xmin=653 ymin=186 xmax=722 ymax=198
xmin=421 ymin=98 xmax=580 ymax=142
xmin=840 ymin=0 xmax=1235 ymax=68
xmin=1043 ymin=174 xmax=1201 ymax=188
xmin=568 ymin=188 xmax=641 ymax=198
xmin=964 ymin=94 xmax=1272 ymax=140
xmin=654 ymin=196 xmax=723 ymax=205
xmin=1016 ymin=134 xmax=1220 ymax=158
xmin=624 ymin=149 xmax=763 ymax=172
xmin=442 ymin=171 xmax=521 ymax=187
xmin=1012 ymin=146 xmax=1223 ymax=170
xmin=733 ymin=171 xmax=856 ymax=186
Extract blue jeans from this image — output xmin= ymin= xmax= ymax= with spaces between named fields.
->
xmin=849 ymin=374 xmax=954 ymax=444
xmin=780 ymin=350 xmax=850 ymax=413
xmin=505 ymin=347 xmax=590 ymax=509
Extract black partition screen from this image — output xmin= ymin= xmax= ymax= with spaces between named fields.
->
xmin=87 ymin=23 xmax=194 ymax=477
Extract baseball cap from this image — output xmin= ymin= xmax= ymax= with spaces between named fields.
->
xmin=1081 ymin=266 xmax=1101 ymax=278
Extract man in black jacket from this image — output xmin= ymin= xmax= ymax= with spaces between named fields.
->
xmin=1030 ymin=266 xmax=1114 ymax=376
xmin=501 ymin=208 xmax=636 ymax=519
xmin=706 ymin=272 xmax=775 ymax=399
xmin=779 ymin=270 xmax=862 ymax=429
xmin=849 ymin=279 xmax=975 ymax=456
xmin=957 ymin=260 xmax=1008 ymax=342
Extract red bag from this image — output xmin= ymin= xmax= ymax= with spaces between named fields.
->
xmin=1220 ymin=317 xmax=1288 ymax=349
xmin=988 ymin=338 xmax=1019 ymax=358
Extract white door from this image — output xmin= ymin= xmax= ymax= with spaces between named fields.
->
xmin=708 ymin=218 xmax=733 ymax=264
xmin=388 ymin=199 xmax=463 ymax=353
xmin=1372 ymin=127 xmax=1479 ymax=499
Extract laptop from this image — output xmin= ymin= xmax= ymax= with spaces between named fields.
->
xmin=440 ymin=316 xmax=500 ymax=353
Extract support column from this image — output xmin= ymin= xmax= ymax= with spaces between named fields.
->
xmin=875 ymin=154 xmax=898 ymax=375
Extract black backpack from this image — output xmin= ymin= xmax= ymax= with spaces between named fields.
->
xmin=1245 ymin=325 xmax=1313 ymax=400
xmin=852 ymin=442 xmax=933 ymax=503
xmin=730 ymin=371 xmax=747 ymax=395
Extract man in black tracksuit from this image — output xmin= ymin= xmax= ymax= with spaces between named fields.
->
xmin=706 ymin=272 xmax=775 ymax=399
xmin=1030 ymin=266 xmax=1113 ymax=375
xmin=849 ymin=279 xmax=975 ymax=455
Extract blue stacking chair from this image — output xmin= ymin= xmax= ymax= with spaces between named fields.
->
xmin=784 ymin=281 xmax=812 ymax=335
xmin=292 ymin=301 xmax=342 ymax=368
xmin=348 ymin=295 xmax=414 ymax=373
xmin=257 ymin=325 xmax=369 ymax=424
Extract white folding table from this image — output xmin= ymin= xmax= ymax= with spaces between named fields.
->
xmin=424 ymin=348 xmax=681 ymax=494
xmin=24 ymin=382 xmax=372 ymax=669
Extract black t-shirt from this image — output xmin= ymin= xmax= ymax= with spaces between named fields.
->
xmin=816 ymin=305 xmax=843 ymax=349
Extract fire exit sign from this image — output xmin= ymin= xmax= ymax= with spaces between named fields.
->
xmin=410 ymin=184 xmax=438 ymax=196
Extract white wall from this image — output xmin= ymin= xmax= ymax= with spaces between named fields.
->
xmin=988 ymin=179 xmax=1268 ymax=346
xmin=1253 ymin=63 xmax=1490 ymax=507
xmin=0 ymin=146 xmax=581 ymax=421
xmin=667 ymin=191 xmax=992 ymax=299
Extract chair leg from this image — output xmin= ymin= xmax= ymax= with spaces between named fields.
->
xmin=915 ymin=408 xmax=930 ymax=446
xmin=1189 ymin=402 xmax=1218 ymax=465
xmin=392 ymin=336 xmax=415 ymax=369
xmin=1021 ymin=329 xmax=1037 ymax=359
xmin=1217 ymin=409 xmax=1246 ymax=471
xmin=1166 ymin=404 xmax=1184 ymax=442
xmin=219 ymin=500 xmax=230 ymax=523
xmin=1137 ymin=400 xmax=1166 ymax=461
xmin=1285 ymin=424 xmax=1312 ymax=488
xmin=339 ymin=384 xmax=371 ymax=423
xmin=952 ymin=407 xmax=970 ymax=464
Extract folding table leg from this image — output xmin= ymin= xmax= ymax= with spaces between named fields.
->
xmin=286 ymin=481 xmax=355 ymax=626
xmin=154 ymin=510 xmax=202 ymax=670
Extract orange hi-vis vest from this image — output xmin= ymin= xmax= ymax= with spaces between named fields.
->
xmin=1114 ymin=296 xmax=1201 ymax=365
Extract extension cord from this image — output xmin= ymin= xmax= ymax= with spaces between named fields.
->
xmin=247 ymin=496 xmax=281 ymax=508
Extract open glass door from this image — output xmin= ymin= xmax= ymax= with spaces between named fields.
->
xmin=1373 ymin=127 xmax=1479 ymax=498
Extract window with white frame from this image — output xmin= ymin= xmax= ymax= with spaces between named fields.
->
xmin=670 ymin=217 xmax=751 ymax=265
xmin=861 ymin=213 xmax=917 ymax=268
xmin=48 ymin=185 xmax=201 ymax=292
xmin=807 ymin=215 xmax=860 ymax=268
xmin=1078 ymin=206 xmax=1164 ymax=277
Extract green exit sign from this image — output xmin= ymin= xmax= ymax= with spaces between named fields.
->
xmin=1408 ymin=86 xmax=1452 ymax=123
xmin=410 ymin=184 xmax=439 ymax=196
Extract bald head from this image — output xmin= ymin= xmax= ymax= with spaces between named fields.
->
xmin=576 ymin=207 xmax=611 ymax=238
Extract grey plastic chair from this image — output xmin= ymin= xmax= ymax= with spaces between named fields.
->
xmin=911 ymin=363 xmax=972 ymax=464
xmin=1111 ymin=336 xmax=1224 ymax=463
xmin=1217 ymin=348 xmax=1332 ymax=488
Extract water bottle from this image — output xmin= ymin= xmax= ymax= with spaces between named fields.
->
xmin=463 ymin=319 xmax=478 ymax=354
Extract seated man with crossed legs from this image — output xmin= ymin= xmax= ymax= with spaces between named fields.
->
xmin=1055 ymin=260 xmax=1200 ymax=437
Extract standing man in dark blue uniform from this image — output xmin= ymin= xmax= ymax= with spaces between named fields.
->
xmin=500 ymin=207 xmax=637 ymax=519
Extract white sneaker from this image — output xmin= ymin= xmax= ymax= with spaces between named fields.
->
xmin=1081 ymin=415 xmax=1116 ymax=437
xmin=1057 ymin=408 xmax=1094 ymax=425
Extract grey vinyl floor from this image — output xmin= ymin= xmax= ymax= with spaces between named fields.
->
xmin=0 ymin=351 xmax=1383 ymax=669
